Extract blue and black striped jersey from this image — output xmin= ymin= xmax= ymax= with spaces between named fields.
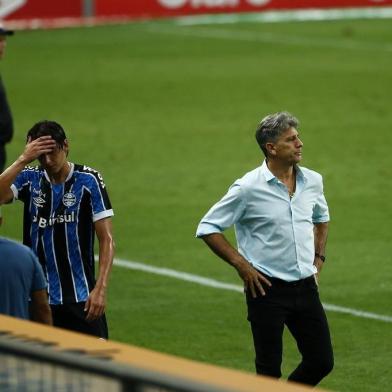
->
xmin=11 ymin=163 xmax=114 ymax=305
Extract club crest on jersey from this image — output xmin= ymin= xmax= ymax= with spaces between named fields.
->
xmin=63 ymin=192 xmax=77 ymax=207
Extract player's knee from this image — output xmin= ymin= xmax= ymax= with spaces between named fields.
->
xmin=309 ymin=356 xmax=334 ymax=380
xmin=320 ymin=356 xmax=334 ymax=377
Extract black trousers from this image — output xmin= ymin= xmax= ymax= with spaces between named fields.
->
xmin=51 ymin=303 xmax=109 ymax=339
xmin=246 ymin=275 xmax=333 ymax=386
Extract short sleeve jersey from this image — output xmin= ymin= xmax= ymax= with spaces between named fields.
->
xmin=11 ymin=163 xmax=114 ymax=305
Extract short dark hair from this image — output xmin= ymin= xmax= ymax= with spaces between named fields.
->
xmin=27 ymin=121 xmax=67 ymax=148
xmin=255 ymin=111 xmax=299 ymax=157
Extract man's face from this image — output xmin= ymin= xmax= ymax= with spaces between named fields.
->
xmin=270 ymin=127 xmax=303 ymax=164
xmin=38 ymin=141 xmax=69 ymax=175
xmin=0 ymin=36 xmax=7 ymax=59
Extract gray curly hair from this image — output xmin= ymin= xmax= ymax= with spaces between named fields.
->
xmin=255 ymin=111 xmax=299 ymax=157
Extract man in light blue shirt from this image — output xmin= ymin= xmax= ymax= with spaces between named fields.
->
xmin=196 ymin=111 xmax=333 ymax=386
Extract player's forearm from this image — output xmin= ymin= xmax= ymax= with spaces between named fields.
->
xmin=95 ymin=235 xmax=115 ymax=290
xmin=0 ymin=137 xmax=58 ymax=200
xmin=31 ymin=291 xmax=53 ymax=325
xmin=314 ymin=222 xmax=329 ymax=255
xmin=32 ymin=304 xmax=53 ymax=325
xmin=0 ymin=156 xmax=26 ymax=204
xmin=202 ymin=233 xmax=249 ymax=271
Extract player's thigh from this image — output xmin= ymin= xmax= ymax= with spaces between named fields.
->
xmin=51 ymin=303 xmax=108 ymax=339
xmin=246 ymin=290 xmax=287 ymax=360
xmin=286 ymin=288 xmax=333 ymax=361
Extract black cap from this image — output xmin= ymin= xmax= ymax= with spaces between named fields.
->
xmin=0 ymin=27 xmax=14 ymax=36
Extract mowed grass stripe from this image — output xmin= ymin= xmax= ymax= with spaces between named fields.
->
xmin=142 ymin=24 xmax=392 ymax=52
xmin=108 ymin=256 xmax=392 ymax=324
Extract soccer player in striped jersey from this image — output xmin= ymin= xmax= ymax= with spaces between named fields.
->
xmin=0 ymin=120 xmax=114 ymax=338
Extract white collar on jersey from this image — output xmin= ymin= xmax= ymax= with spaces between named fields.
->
xmin=43 ymin=162 xmax=74 ymax=184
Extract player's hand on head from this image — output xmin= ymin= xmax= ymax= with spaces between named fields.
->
xmin=21 ymin=136 xmax=57 ymax=164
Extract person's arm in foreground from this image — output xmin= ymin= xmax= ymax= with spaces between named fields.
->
xmin=313 ymin=222 xmax=329 ymax=276
xmin=84 ymin=217 xmax=114 ymax=321
xmin=31 ymin=289 xmax=53 ymax=325
xmin=0 ymin=136 xmax=56 ymax=204
xmin=201 ymin=233 xmax=271 ymax=298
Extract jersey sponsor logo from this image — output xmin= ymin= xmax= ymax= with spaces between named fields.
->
xmin=63 ymin=192 xmax=77 ymax=207
xmin=33 ymin=196 xmax=46 ymax=208
xmin=32 ymin=211 xmax=76 ymax=228
xmin=32 ymin=188 xmax=46 ymax=208
xmin=157 ymin=0 xmax=270 ymax=8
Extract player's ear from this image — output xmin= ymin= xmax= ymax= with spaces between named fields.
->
xmin=265 ymin=142 xmax=276 ymax=157
xmin=64 ymin=139 xmax=69 ymax=156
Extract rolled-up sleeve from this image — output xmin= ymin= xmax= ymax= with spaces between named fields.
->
xmin=196 ymin=182 xmax=246 ymax=237
xmin=312 ymin=178 xmax=330 ymax=223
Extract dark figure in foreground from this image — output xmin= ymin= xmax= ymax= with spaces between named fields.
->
xmin=196 ymin=112 xmax=333 ymax=386
xmin=0 ymin=25 xmax=14 ymax=226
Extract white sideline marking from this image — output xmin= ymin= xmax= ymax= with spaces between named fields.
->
xmin=112 ymin=257 xmax=392 ymax=324
xmin=114 ymin=258 xmax=243 ymax=293
xmin=175 ymin=7 xmax=392 ymax=25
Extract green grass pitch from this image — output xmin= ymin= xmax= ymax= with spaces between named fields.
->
xmin=1 ymin=17 xmax=392 ymax=391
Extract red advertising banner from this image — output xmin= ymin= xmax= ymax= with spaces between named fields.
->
xmin=95 ymin=0 xmax=392 ymax=19
xmin=4 ymin=0 xmax=392 ymax=20
xmin=6 ymin=0 xmax=82 ymax=19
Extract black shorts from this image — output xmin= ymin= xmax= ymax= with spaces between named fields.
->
xmin=51 ymin=302 xmax=108 ymax=339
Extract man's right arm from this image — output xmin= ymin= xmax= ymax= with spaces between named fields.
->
xmin=30 ymin=290 xmax=53 ymax=325
xmin=201 ymin=233 xmax=271 ymax=297
xmin=196 ymin=183 xmax=271 ymax=297
xmin=0 ymin=136 xmax=57 ymax=204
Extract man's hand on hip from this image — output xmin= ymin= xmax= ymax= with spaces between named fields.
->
xmin=314 ymin=258 xmax=324 ymax=277
xmin=236 ymin=261 xmax=272 ymax=298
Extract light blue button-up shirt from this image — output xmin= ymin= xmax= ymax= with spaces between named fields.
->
xmin=196 ymin=160 xmax=330 ymax=281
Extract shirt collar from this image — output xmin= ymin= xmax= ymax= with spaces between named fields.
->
xmin=260 ymin=160 xmax=275 ymax=182
xmin=260 ymin=160 xmax=307 ymax=183
xmin=43 ymin=162 xmax=74 ymax=183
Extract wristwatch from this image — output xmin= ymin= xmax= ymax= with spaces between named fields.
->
xmin=315 ymin=253 xmax=326 ymax=262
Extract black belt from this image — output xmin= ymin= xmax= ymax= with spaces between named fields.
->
xmin=266 ymin=275 xmax=315 ymax=287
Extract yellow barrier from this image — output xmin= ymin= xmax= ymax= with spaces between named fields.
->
xmin=0 ymin=314 xmax=327 ymax=392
